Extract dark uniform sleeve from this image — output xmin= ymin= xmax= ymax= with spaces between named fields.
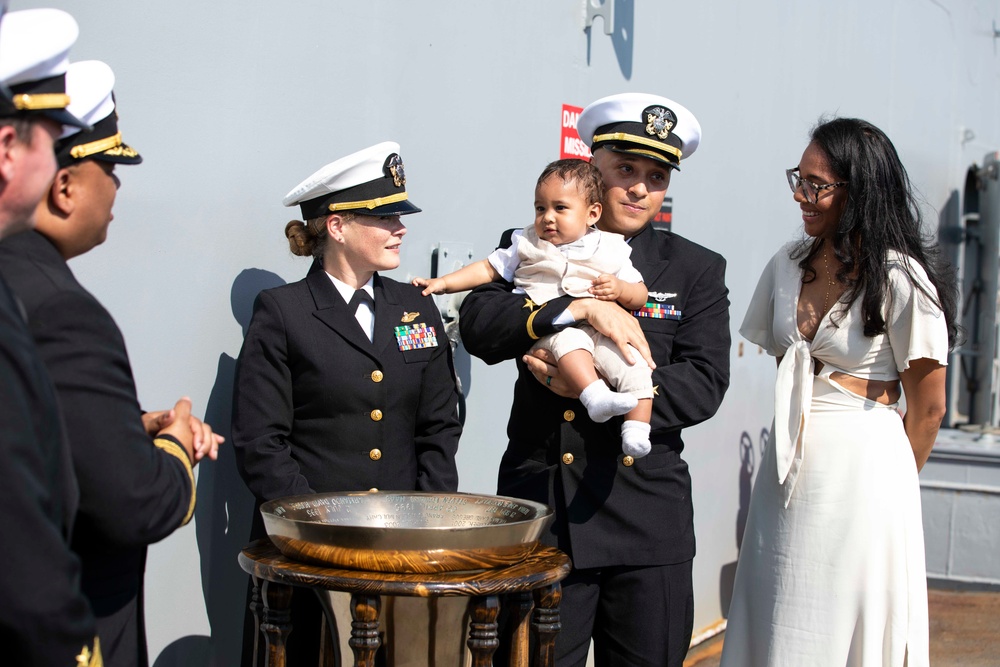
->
xmin=232 ymin=290 xmax=312 ymax=501
xmin=29 ymin=290 xmax=195 ymax=546
xmin=412 ymin=299 xmax=461 ymax=492
xmin=0 ymin=331 xmax=101 ymax=666
xmin=459 ymin=280 xmax=575 ymax=365
xmin=651 ymin=253 xmax=731 ymax=431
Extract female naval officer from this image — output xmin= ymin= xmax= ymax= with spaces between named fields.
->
xmin=233 ymin=141 xmax=461 ymax=665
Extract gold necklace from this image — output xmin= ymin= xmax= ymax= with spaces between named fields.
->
xmin=822 ymin=251 xmax=837 ymax=315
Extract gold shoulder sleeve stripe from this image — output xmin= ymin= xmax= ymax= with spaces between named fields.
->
xmin=526 ymin=305 xmax=543 ymax=340
xmin=154 ymin=437 xmax=196 ymax=525
xmin=76 ymin=637 xmax=102 ymax=667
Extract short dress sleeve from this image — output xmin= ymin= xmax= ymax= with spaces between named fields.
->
xmin=740 ymin=251 xmax=782 ymax=357
xmin=486 ymin=228 xmax=526 ymax=282
xmin=885 ymin=255 xmax=950 ymax=372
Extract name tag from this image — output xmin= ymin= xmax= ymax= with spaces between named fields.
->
xmin=632 ymin=302 xmax=682 ymax=320
xmin=394 ymin=323 xmax=439 ymax=350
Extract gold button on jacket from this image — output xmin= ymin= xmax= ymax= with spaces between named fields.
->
xmin=563 ymin=410 xmax=575 ymax=422
xmin=562 ymin=453 xmax=574 ymax=465
xmin=370 ymin=370 xmax=383 ymax=382
xmin=370 ymin=409 xmax=383 ymax=421
xmin=622 ymin=455 xmax=635 ymax=467
xmin=369 ymin=449 xmax=382 ymax=461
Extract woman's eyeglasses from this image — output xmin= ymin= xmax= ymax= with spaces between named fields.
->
xmin=786 ymin=168 xmax=847 ymax=204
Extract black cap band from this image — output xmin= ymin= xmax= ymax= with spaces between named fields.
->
xmin=55 ymin=112 xmax=141 ymax=168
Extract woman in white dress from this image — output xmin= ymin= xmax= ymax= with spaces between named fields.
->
xmin=720 ymin=118 xmax=958 ymax=667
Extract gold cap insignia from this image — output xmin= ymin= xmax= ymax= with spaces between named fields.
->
xmin=644 ymin=106 xmax=676 ymax=140
xmin=401 ymin=311 xmax=419 ymax=323
xmin=386 ymin=153 xmax=406 ymax=187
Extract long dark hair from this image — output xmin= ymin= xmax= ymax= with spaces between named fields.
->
xmin=793 ymin=117 xmax=959 ymax=347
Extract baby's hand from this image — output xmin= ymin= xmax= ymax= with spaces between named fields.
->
xmin=590 ymin=274 xmax=623 ymax=302
xmin=412 ymin=277 xmax=448 ymax=296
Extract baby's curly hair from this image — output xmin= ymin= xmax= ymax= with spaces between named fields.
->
xmin=535 ymin=158 xmax=604 ymax=205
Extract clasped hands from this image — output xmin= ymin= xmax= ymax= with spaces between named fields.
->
xmin=142 ymin=397 xmax=224 ymax=465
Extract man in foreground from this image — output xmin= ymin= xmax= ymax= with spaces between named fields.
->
xmin=0 ymin=7 xmax=102 ymax=665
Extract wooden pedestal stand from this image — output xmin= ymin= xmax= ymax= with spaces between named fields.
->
xmin=239 ymin=539 xmax=571 ymax=667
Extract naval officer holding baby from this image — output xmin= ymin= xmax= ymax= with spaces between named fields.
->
xmin=460 ymin=93 xmax=731 ymax=666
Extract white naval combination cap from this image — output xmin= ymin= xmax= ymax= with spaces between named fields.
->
xmin=0 ymin=8 xmax=88 ymax=129
xmin=55 ymin=60 xmax=142 ymax=168
xmin=577 ymin=92 xmax=701 ymax=170
xmin=283 ymin=141 xmax=422 ymax=220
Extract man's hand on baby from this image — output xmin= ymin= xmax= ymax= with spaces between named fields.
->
xmin=590 ymin=274 xmax=623 ymax=301
xmin=412 ymin=277 xmax=447 ymax=296
xmin=523 ymin=349 xmax=580 ymax=399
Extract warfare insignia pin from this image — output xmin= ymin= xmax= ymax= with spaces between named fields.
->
xmin=401 ymin=311 xmax=419 ymax=323
xmin=386 ymin=153 xmax=406 ymax=187
xmin=648 ymin=291 xmax=678 ymax=302
xmin=644 ymin=106 xmax=676 ymax=140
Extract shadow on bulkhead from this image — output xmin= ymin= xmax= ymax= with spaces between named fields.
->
xmin=719 ymin=427 xmax=768 ymax=618
xmin=153 ymin=268 xmax=286 ymax=667
xmin=584 ymin=0 xmax=635 ymax=79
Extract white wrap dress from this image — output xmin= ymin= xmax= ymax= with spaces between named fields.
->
xmin=720 ymin=243 xmax=949 ymax=667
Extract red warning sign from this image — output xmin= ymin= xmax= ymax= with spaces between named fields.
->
xmin=653 ymin=197 xmax=673 ymax=232
xmin=559 ymin=104 xmax=591 ymax=161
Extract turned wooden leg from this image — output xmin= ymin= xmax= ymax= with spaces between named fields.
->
xmin=349 ymin=593 xmax=381 ymax=667
xmin=467 ymin=595 xmax=500 ymax=667
xmin=248 ymin=576 xmax=264 ymax=667
xmin=259 ymin=580 xmax=294 ymax=667
xmin=506 ymin=591 xmax=534 ymax=667
xmin=532 ymin=584 xmax=562 ymax=667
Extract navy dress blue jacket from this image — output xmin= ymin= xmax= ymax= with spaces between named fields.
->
xmin=233 ymin=263 xmax=461 ymax=502
xmin=0 ymin=269 xmax=99 ymax=666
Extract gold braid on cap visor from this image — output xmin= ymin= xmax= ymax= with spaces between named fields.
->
xmin=70 ymin=132 xmax=123 ymax=159
xmin=12 ymin=92 xmax=71 ymax=110
xmin=328 ymin=191 xmax=409 ymax=212
xmin=592 ymin=132 xmax=683 ymax=160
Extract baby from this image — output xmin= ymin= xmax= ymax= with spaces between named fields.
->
xmin=413 ymin=159 xmax=653 ymax=457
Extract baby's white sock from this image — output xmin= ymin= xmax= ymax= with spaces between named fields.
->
xmin=579 ymin=380 xmax=638 ymax=423
xmin=621 ymin=420 xmax=651 ymax=458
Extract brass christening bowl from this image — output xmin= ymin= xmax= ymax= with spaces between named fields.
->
xmin=260 ymin=491 xmax=554 ymax=573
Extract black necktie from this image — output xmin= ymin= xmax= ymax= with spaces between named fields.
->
xmin=348 ymin=289 xmax=373 ymax=313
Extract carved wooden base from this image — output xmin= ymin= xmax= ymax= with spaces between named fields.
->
xmin=240 ymin=539 xmax=570 ymax=667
